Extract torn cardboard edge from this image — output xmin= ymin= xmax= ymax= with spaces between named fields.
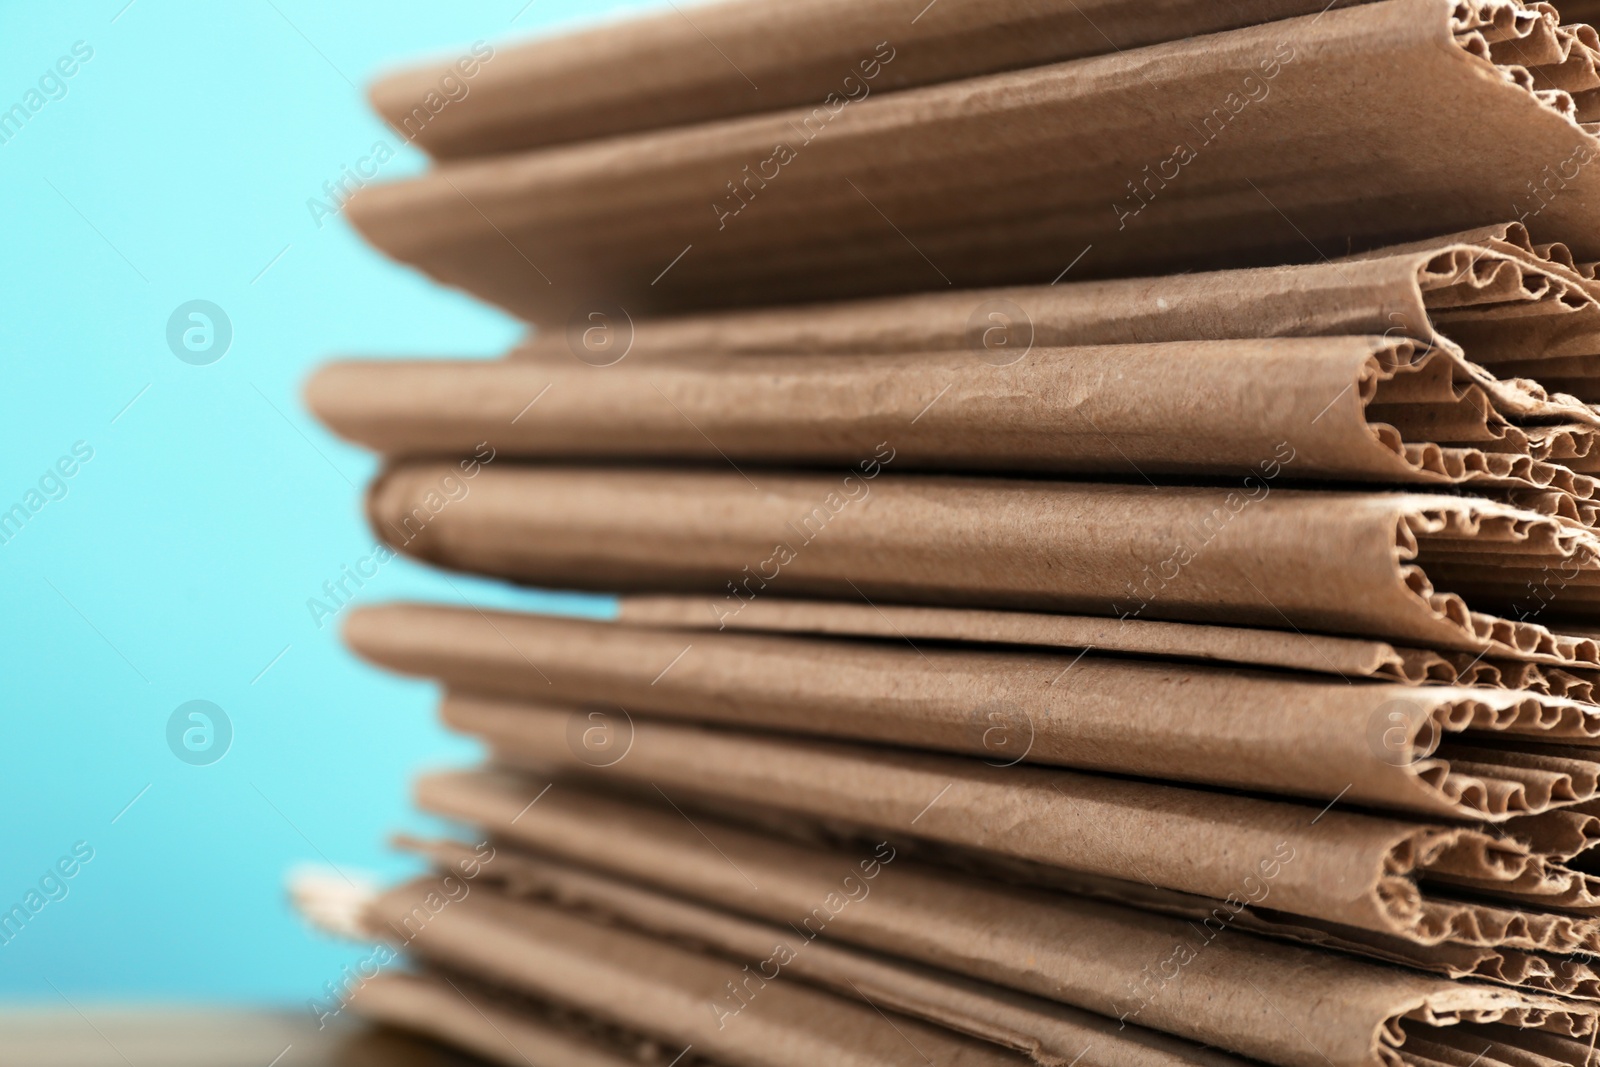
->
xmin=438 ymin=694 xmax=1600 ymax=956
xmin=345 ymin=602 xmax=1600 ymax=823
xmin=1507 ymin=798 xmax=1600 ymax=863
xmin=405 ymin=771 xmax=1600 ymax=1067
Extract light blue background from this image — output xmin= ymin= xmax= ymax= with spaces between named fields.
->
xmin=0 ymin=0 xmax=666 ymax=1006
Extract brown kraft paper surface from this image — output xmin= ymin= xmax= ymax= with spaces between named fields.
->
xmin=308 ymin=337 xmax=1599 ymax=497
xmin=408 ymin=771 xmax=1597 ymax=1067
xmin=346 ymin=2 xmax=1600 ymax=323
xmin=364 ymin=464 xmax=1600 ymax=660
xmin=614 ymin=595 xmax=1600 ymax=695
xmin=364 ymin=877 xmax=1036 ymax=1067
xmin=343 ymin=602 xmax=1600 ymax=821
xmin=438 ymin=694 xmax=1600 ymax=956
xmin=374 ymin=0 xmax=1384 ymax=158
xmin=398 ymin=836 xmax=1260 ymax=1067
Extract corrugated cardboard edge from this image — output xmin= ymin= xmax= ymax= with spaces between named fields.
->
xmin=305 ymin=336 xmax=1600 ymax=501
xmin=406 ymin=833 xmax=1600 ymax=1005
xmin=504 ymin=228 xmax=1600 ymax=425
xmin=398 ymin=836 xmax=1262 ymax=1067
xmin=441 ymin=697 xmax=1600 ymax=955
xmin=618 ymin=592 xmax=1600 ymax=701
xmin=363 ymin=466 xmax=1600 ymax=665
xmin=342 ymin=602 xmax=1600 ymax=823
xmin=406 ymin=773 xmax=1600 ymax=1067
xmin=344 ymin=1 xmax=1600 ymax=323
xmin=612 ymin=595 xmax=1580 ymax=681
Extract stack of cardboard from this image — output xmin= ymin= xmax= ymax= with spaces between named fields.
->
xmin=301 ymin=1 xmax=1600 ymax=1064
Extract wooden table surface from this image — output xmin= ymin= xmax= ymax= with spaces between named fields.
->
xmin=0 ymin=1009 xmax=490 ymax=1066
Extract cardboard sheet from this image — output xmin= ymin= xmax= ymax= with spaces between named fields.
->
xmin=887 ymin=832 xmax=1600 ymax=1001
xmin=309 ymin=337 xmax=1600 ymax=497
xmin=402 ymin=832 xmax=1600 ymax=1006
xmin=362 ymin=467 xmax=1600 ymax=660
xmin=616 ymin=596 xmax=1600 ymax=697
xmin=374 ymin=878 xmax=1592 ymax=1067
xmin=366 ymin=876 xmax=1037 ymax=1066
xmin=407 ymin=772 xmax=1599 ymax=1067
xmin=403 ymin=780 xmax=1600 ymax=1004
xmin=1508 ymin=799 xmax=1600 ymax=862
xmin=500 ymin=226 xmax=1580 ymax=362
xmin=349 ymin=971 xmax=666 ymax=1067
xmin=928 ymin=844 xmax=1600 ymax=1004
xmin=502 ymin=224 xmax=1600 ymax=417
xmin=346 ymin=1 xmax=1600 ymax=324
xmin=343 ymin=602 xmax=1600 ymax=821
xmin=398 ymin=838 xmax=1258 ymax=1067
xmin=436 ymin=696 xmax=1600 ymax=954
xmin=373 ymin=0 xmax=1385 ymax=158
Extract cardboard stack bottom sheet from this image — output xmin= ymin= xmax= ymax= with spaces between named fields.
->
xmin=297 ymin=1 xmax=1600 ymax=1064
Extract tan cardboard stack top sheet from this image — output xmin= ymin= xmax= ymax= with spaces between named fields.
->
xmin=348 ymin=0 xmax=1600 ymax=321
xmin=372 ymin=0 xmax=1398 ymax=157
xmin=297 ymin=0 xmax=1600 ymax=1064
